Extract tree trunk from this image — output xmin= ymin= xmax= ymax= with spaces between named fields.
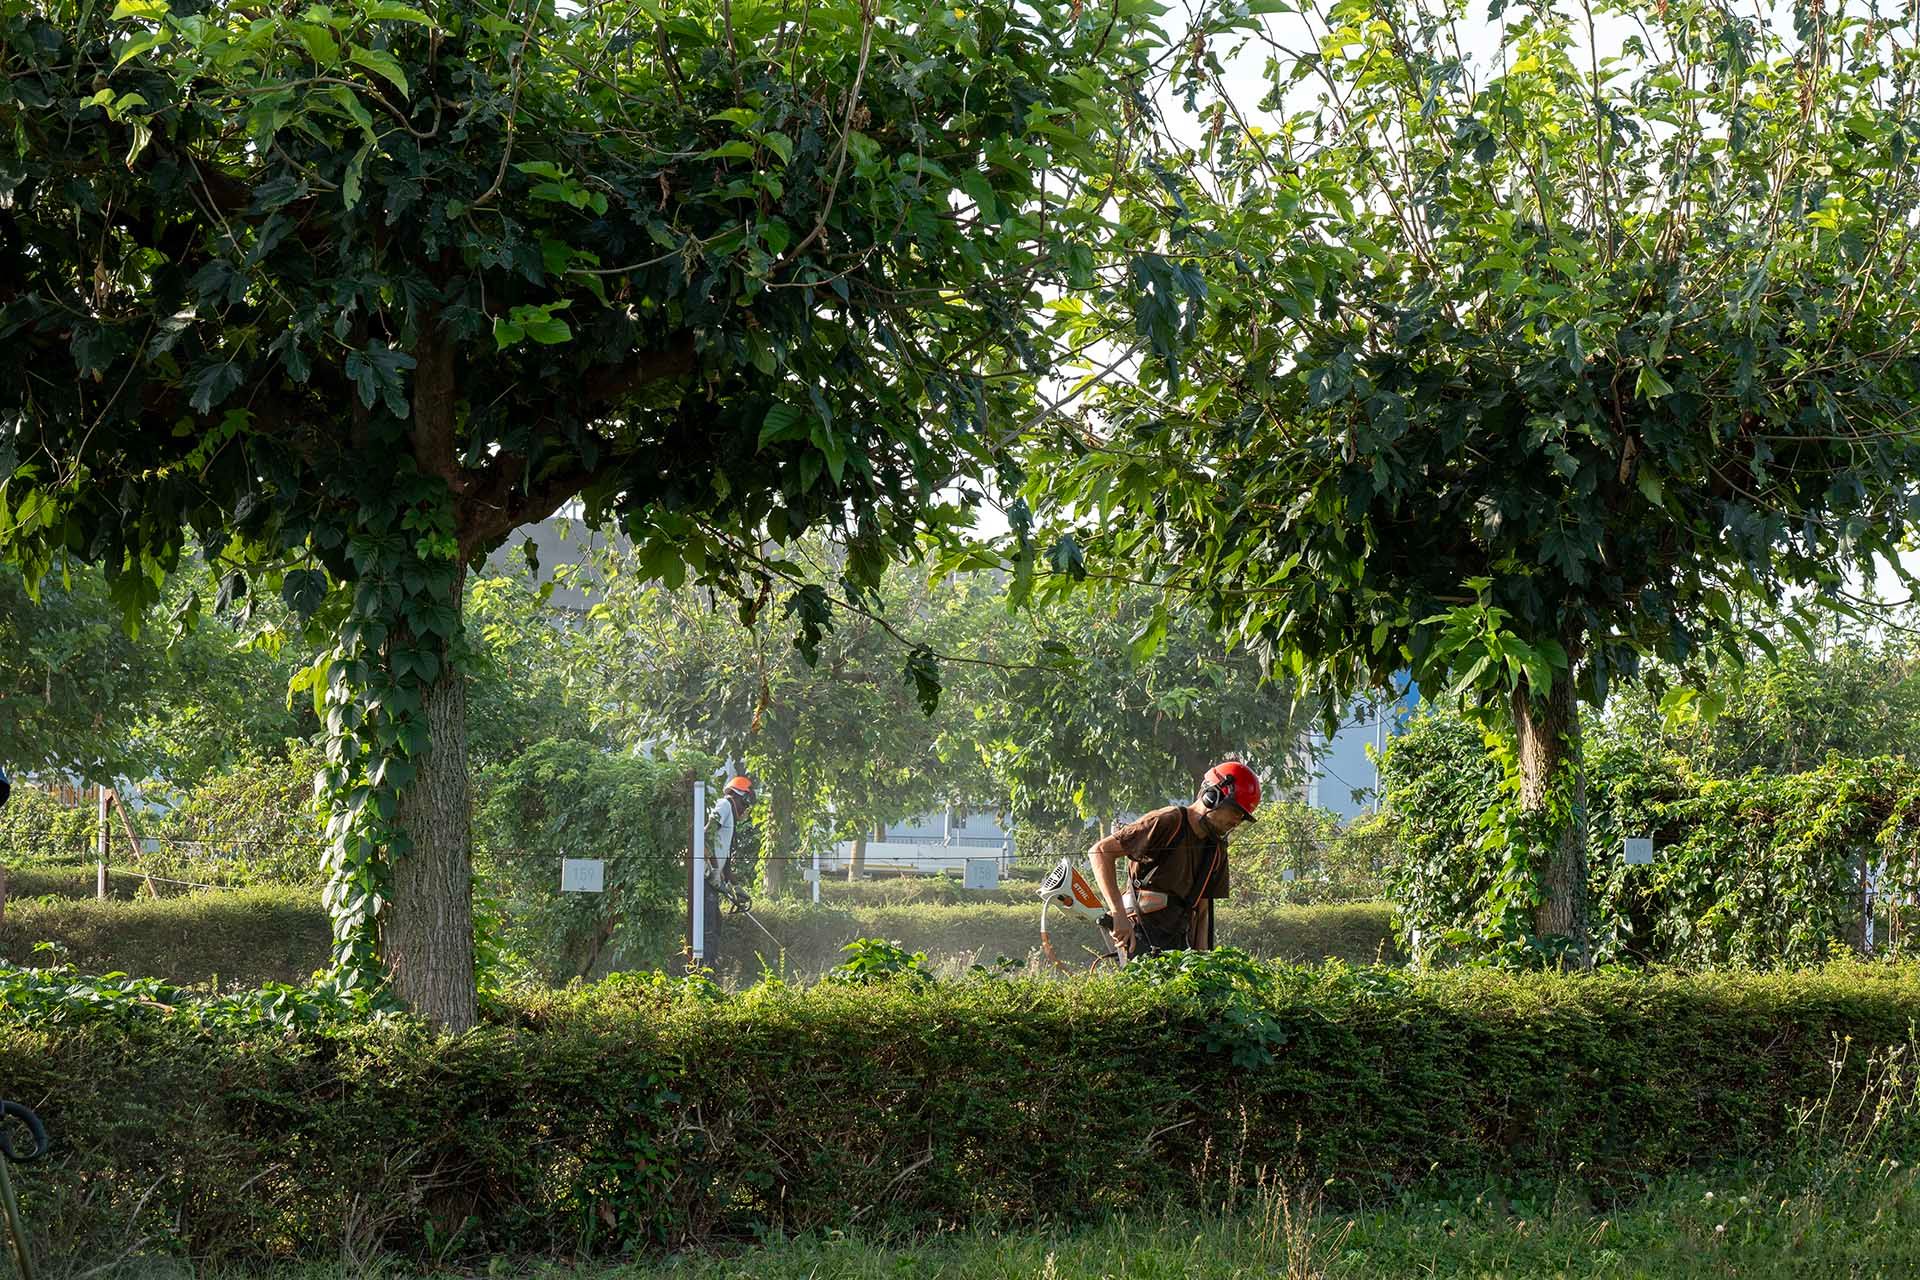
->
xmin=847 ymin=833 xmax=866 ymax=882
xmin=764 ymin=773 xmax=791 ymax=895
xmin=1511 ymin=664 xmax=1590 ymax=965
xmin=376 ymin=552 xmax=478 ymax=1028
xmin=378 ymin=319 xmax=477 ymax=1031
xmin=381 ymin=646 xmax=478 ymax=1032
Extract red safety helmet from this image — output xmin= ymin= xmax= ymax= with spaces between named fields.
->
xmin=1200 ymin=761 xmax=1260 ymax=823
xmin=724 ymin=775 xmax=755 ymax=801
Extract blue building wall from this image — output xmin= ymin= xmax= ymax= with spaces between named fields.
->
xmin=1305 ymin=677 xmax=1420 ymax=821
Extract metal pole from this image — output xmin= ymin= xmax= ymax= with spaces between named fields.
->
xmin=811 ymin=849 xmax=821 ymax=905
xmin=95 ymin=786 xmax=108 ymax=901
xmin=691 ymin=780 xmax=706 ymax=963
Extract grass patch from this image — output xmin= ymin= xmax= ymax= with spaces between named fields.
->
xmin=596 ymin=1160 xmax=1920 ymax=1278
xmin=0 ymin=884 xmax=328 ymax=988
xmin=717 ymin=898 xmax=1399 ymax=982
xmin=85 ymin=1157 xmax=1920 ymax=1277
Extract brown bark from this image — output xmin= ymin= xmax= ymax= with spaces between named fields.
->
xmin=847 ymin=833 xmax=866 ymax=882
xmin=1511 ymin=663 xmax=1590 ymax=964
xmin=381 ymin=652 xmax=478 ymax=1032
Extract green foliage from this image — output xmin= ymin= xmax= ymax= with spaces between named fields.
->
xmin=1120 ymin=946 xmax=1292 ymax=1067
xmin=0 ymin=957 xmax=378 ymax=1031
xmin=0 ymin=562 xmax=314 ymax=787
xmin=1018 ymin=0 xmax=1920 ymax=719
xmin=474 ymin=738 xmax=712 ymax=980
xmin=826 ymin=936 xmax=934 ymax=985
xmin=963 ymin=587 xmax=1315 ymax=825
xmin=1007 ymin=0 xmax=1920 ymax=953
xmin=1380 ymin=709 xmax=1920 ymax=968
xmin=0 ymin=784 xmax=99 ymax=866
xmin=1609 ymin=625 xmax=1920 ymax=779
xmin=1231 ymin=803 xmax=1392 ymax=904
xmin=464 ymin=572 xmax=608 ymax=770
xmin=5 ymin=960 xmax=1920 ymax=1266
xmin=568 ymin=545 xmax=995 ymax=893
xmin=142 ymin=740 xmax=328 ymax=887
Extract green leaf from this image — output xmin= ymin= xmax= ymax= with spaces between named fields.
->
xmin=1635 ymin=366 xmax=1674 ymax=399
xmin=295 ymin=22 xmax=341 ymax=64
xmin=761 ymin=219 xmax=792 ymax=256
xmin=361 ymin=1 xmax=432 ymax=23
xmin=811 ymin=422 xmax=848 ymax=485
xmin=1636 ymin=466 xmax=1664 ymax=506
xmin=494 ymin=303 xmax=572 ymax=348
xmin=703 ymin=141 xmax=757 ymax=161
xmin=760 ymin=405 xmax=807 ymax=448
xmin=281 ymin=569 xmax=328 ymax=619
xmin=349 ymin=45 xmax=409 ymax=97
xmin=1128 ymin=606 xmax=1170 ymax=664
xmin=708 ymin=107 xmax=758 ymax=128
xmin=110 ymin=0 xmax=169 ymax=18
xmin=522 ymin=314 xmax=571 ymax=344
xmin=329 ymin=86 xmax=376 ymax=141
xmin=761 ymin=131 xmax=794 ymax=164
xmin=342 ymin=141 xmax=371 ymax=208
xmin=112 ymin=27 xmax=172 ymax=69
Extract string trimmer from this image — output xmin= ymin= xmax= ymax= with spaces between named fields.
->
xmin=706 ymin=869 xmax=788 ymax=953
xmin=1037 ymin=855 xmax=1121 ymax=968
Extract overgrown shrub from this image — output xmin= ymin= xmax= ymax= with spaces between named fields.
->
xmin=139 ymin=739 xmax=329 ymax=887
xmin=0 ymin=745 xmax=328 ymax=891
xmin=1380 ymin=709 xmax=1920 ymax=967
xmin=3 ymin=959 xmax=1918 ymax=1268
xmin=0 ymin=784 xmax=98 ymax=867
xmin=473 ymin=738 xmax=714 ymax=982
xmin=1233 ymin=802 xmax=1393 ymax=903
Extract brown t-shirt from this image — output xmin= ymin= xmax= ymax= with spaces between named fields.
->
xmin=1109 ymin=805 xmax=1230 ymax=904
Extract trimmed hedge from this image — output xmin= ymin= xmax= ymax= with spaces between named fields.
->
xmin=0 ymin=885 xmax=328 ymax=988
xmin=1 ymin=960 xmax=1917 ymax=1267
xmin=0 ymin=887 xmax=1396 ymax=990
xmin=725 ymin=899 xmax=1399 ymax=981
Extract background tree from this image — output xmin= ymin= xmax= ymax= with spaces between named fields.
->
xmin=569 ymin=544 xmax=994 ymax=892
xmin=1 ymin=0 xmax=1169 ymax=1025
xmin=1605 ymin=616 xmax=1920 ymax=778
xmin=1013 ymin=0 xmax=1920 ymax=961
xmin=962 ymin=586 xmax=1316 ymax=830
xmin=1 ymin=560 xmax=315 ymax=787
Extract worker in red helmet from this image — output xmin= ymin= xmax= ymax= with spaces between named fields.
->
xmin=702 ymin=774 xmax=756 ymax=966
xmin=1088 ymin=761 xmax=1259 ymax=960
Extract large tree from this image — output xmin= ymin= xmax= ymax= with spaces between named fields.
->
xmin=1014 ymin=0 xmax=1920 ymax=960
xmin=1 ymin=0 xmax=1166 ymax=1024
